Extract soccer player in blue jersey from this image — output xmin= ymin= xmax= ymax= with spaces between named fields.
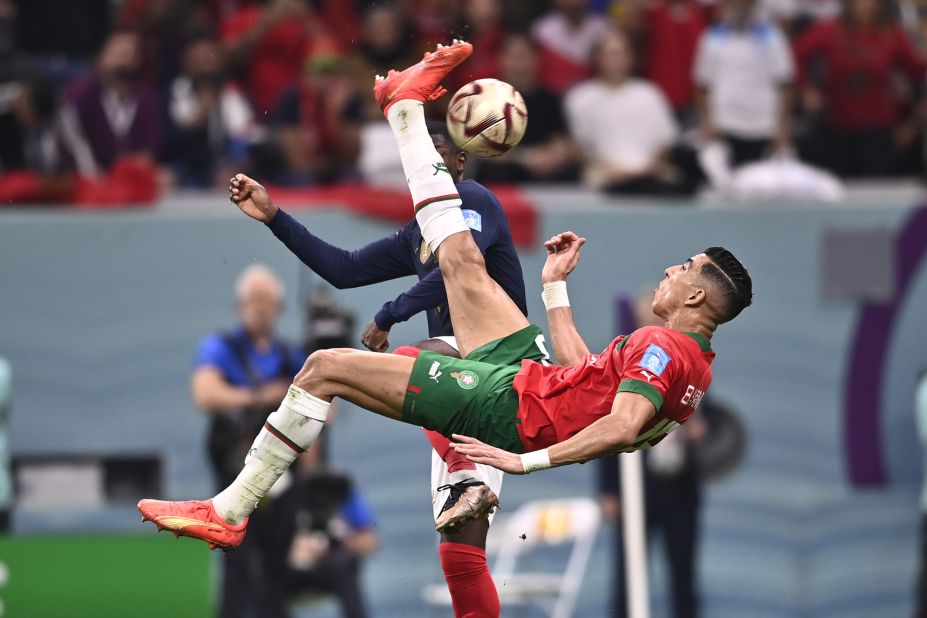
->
xmin=224 ymin=121 xmax=546 ymax=618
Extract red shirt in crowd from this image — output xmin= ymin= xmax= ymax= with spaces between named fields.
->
xmin=794 ymin=21 xmax=927 ymax=130
xmin=221 ymin=6 xmax=310 ymax=115
xmin=642 ymin=1 xmax=708 ymax=111
xmin=513 ymin=326 xmax=714 ymax=452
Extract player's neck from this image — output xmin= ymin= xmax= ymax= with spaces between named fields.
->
xmin=661 ymin=311 xmax=715 ymax=340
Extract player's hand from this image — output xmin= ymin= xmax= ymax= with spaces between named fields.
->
xmin=451 ymin=434 xmax=526 ymax=475
xmin=229 ymin=173 xmax=278 ymax=223
xmin=361 ymin=320 xmax=390 ymax=353
xmin=541 ymin=231 xmax=586 ymax=284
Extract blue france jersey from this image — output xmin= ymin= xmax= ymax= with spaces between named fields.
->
xmin=266 ymin=179 xmax=528 ymax=338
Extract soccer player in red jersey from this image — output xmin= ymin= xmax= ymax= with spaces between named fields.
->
xmin=139 ymin=41 xmax=752 ymax=595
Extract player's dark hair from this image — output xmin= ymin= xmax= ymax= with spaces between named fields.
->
xmin=425 ymin=120 xmax=460 ymax=153
xmin=701 ymin=247 xmax=752 ymax=323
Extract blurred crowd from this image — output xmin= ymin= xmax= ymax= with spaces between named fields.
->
xmin=2 ymin=0 xmax=927 ymax=199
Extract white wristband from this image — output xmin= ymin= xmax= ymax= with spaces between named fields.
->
xmin=520 ymin=449 xmax=551 ymax=474
xmin=542 ymin=281 xmax=570 ymax=311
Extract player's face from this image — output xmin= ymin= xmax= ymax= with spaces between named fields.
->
xmin=238 ymin=281 xmax=281 ymax=337
xmin=652 ymin=254 xmax=709 ymax=318
xmin=433 ymin=137 xmax=467 ymax=180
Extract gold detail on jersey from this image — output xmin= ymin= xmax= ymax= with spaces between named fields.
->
xmin=420 ymin=239 xmax=432 ymax=263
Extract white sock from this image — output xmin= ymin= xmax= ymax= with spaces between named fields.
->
xmin=387 ymin=100 xmax=467 ymax=251
xmin=212 ymin=385 xmax=329 ymax=524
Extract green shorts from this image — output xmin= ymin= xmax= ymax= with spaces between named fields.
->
xmin=402 ymin=324 xmax=548 ymax=453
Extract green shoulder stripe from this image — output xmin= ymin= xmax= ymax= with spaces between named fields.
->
xmin=617 ymin=378 xmax=664 ymax=411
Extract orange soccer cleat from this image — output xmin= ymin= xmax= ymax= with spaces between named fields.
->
xmin=138 ymin=498 xmax=247 ymax=551
xmin=373 ymin=39 xmax=473 ymax=115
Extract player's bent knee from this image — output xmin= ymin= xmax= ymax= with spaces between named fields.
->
xmin=294 ymin=348 xmax=350 ymax=394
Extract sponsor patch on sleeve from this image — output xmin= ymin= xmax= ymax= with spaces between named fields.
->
xmin=638 ymin=344 xmax=671 ymax=376
xmin=462 ymin=209 xmax=482 ymax=232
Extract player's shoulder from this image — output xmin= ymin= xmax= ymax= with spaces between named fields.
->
xmin=457 ymin=179 xmax=502 ymax=211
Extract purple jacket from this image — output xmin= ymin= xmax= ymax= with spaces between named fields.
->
xmin=66 ymin=74 xmax=163 ymax=170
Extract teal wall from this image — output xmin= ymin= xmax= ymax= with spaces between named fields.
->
xmin=0 ymin=197 xmax=924 ymax=617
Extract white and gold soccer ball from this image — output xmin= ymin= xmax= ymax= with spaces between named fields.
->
xmin=446 ymin=78 xmax=528 ymax=158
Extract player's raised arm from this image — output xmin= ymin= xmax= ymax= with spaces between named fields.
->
xmin=229 ymin=173 xmax=414 ymax=289
xmin=541 ymin=231 xmax=591 ymax=366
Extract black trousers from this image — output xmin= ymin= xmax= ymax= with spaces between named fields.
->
xmin=720 ymin=135 xmax=771 ymax=168
xmin=611 ymin=485 xmax=700 ymax=618
xmin=286 ymin=548 xmax=368 ymax=618
xmin=800 ymin=126 xmax=897 ymax=177
xmin=218 ymin=506 xmax=286 ymax=618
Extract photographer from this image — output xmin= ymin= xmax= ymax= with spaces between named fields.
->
xmin=191 ymin=264 xmax=303 ymax=618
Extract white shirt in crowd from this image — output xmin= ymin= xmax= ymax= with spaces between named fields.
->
xmin=565 ymin=78 xmax=678 ymax=176
xmin=532 ymin=11 xmax=610 ymax=65
xmin=694 ymin=22 xmax=794 ymax=139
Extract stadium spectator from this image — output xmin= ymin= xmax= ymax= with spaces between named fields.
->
xmin=532 ymin=0 xmax=611 ymax=93
xmin=191 ymin=264 xmax=304 ymax=618
xmin=628 ymin=0 xmax=708 ymax=116
xmin=694 ymin=0 xmax=794 ymax=167
xmin=794 ymin=0 xmax=927 ymax=177
xmin=116 ymin=0 xmax=214 ymax=91
xmin=476 ymin=33 xmax=579 ymax=183
xmin=451 ymin=0 xmax=505 ymax=89
xmin=263 ymin=43 xmax=364 ymax=185
xmin=263 ymin=435 xmax=377 ymax=618
xmin=64 ymin=30 xmax=163 ymax=174
xmin=346 ymin=3 xmax=419 ymax=121
xmin=916 ymin=370 xmax=927 ymax=618
xmin=599 ymin=417 xmax=708 ymax=618
xmin=13 ymin=0 xmax=110 ymax=81
xmin=0 ymin=78 xmax=84 ymax=175
xmin=220 ymin=0 xmax=314 ymax=116
xmin=565 ymin=29 xmax=692 ymax=195
xmin=165 ymin=33 xmax=257 ymax=188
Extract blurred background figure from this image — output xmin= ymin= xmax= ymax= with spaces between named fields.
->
xmin=565 ymin=29 xmax=692 ymax=195
xmin=622 ymin=0 xmax=708 ymax=121
xmin=475 ymin=32 xmax=579 ymax=183
xmin=262 ymin=434 xmax=377 ymax=618
xmin=0 ymin=357 xmax=11 ymax=534
xmin=219 ymin=0 xmax=307 ymax=116
xmin=0 ymin=77 xmax=88 ymax=176
xmin=13 ymin=0 xmax=110 ymax=81
xmin=166 ymin=31 xmax=257 ymax=188
xmin=115 ymin=0 xmax=214 ymax=91
xmin=533 ymin=0 xmax=610 ymax=93
xmin=450 ymin=0 xmax=505 ymax=88
xmin=916 ymin=370 xmax=927 ymax=618
xmin=598 ymin=294 xmax=746 ymax=618
xmin=64 ymin=29 xmax=162 ymax=175
xmin=191 ymin=264 xmax=303 ymax=618
xmin=694 ymin=0 xmax=794 ymax=168
xmin=794 ymin=0 xmax=927 ymax=177
xmin=261 ymin=41 xmax=363 ymax=186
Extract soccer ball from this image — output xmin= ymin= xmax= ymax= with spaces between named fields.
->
xmin=446 ymin=78 xmax=528 ymax=158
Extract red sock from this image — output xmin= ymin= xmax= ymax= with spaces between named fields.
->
xmin=439 ymin=542 xmax=500 ymax=618
xmin=424 ymin=429 xmax=477 ymax=474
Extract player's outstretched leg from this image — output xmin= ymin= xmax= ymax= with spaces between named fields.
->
xmin=140 ymin=349 xmax=414 ymax=549
xmin=375 ymin=41 xmax=530 ymax=357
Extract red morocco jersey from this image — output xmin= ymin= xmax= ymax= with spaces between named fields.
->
xmin=512 ymin=326 xmax=715 ymax=452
